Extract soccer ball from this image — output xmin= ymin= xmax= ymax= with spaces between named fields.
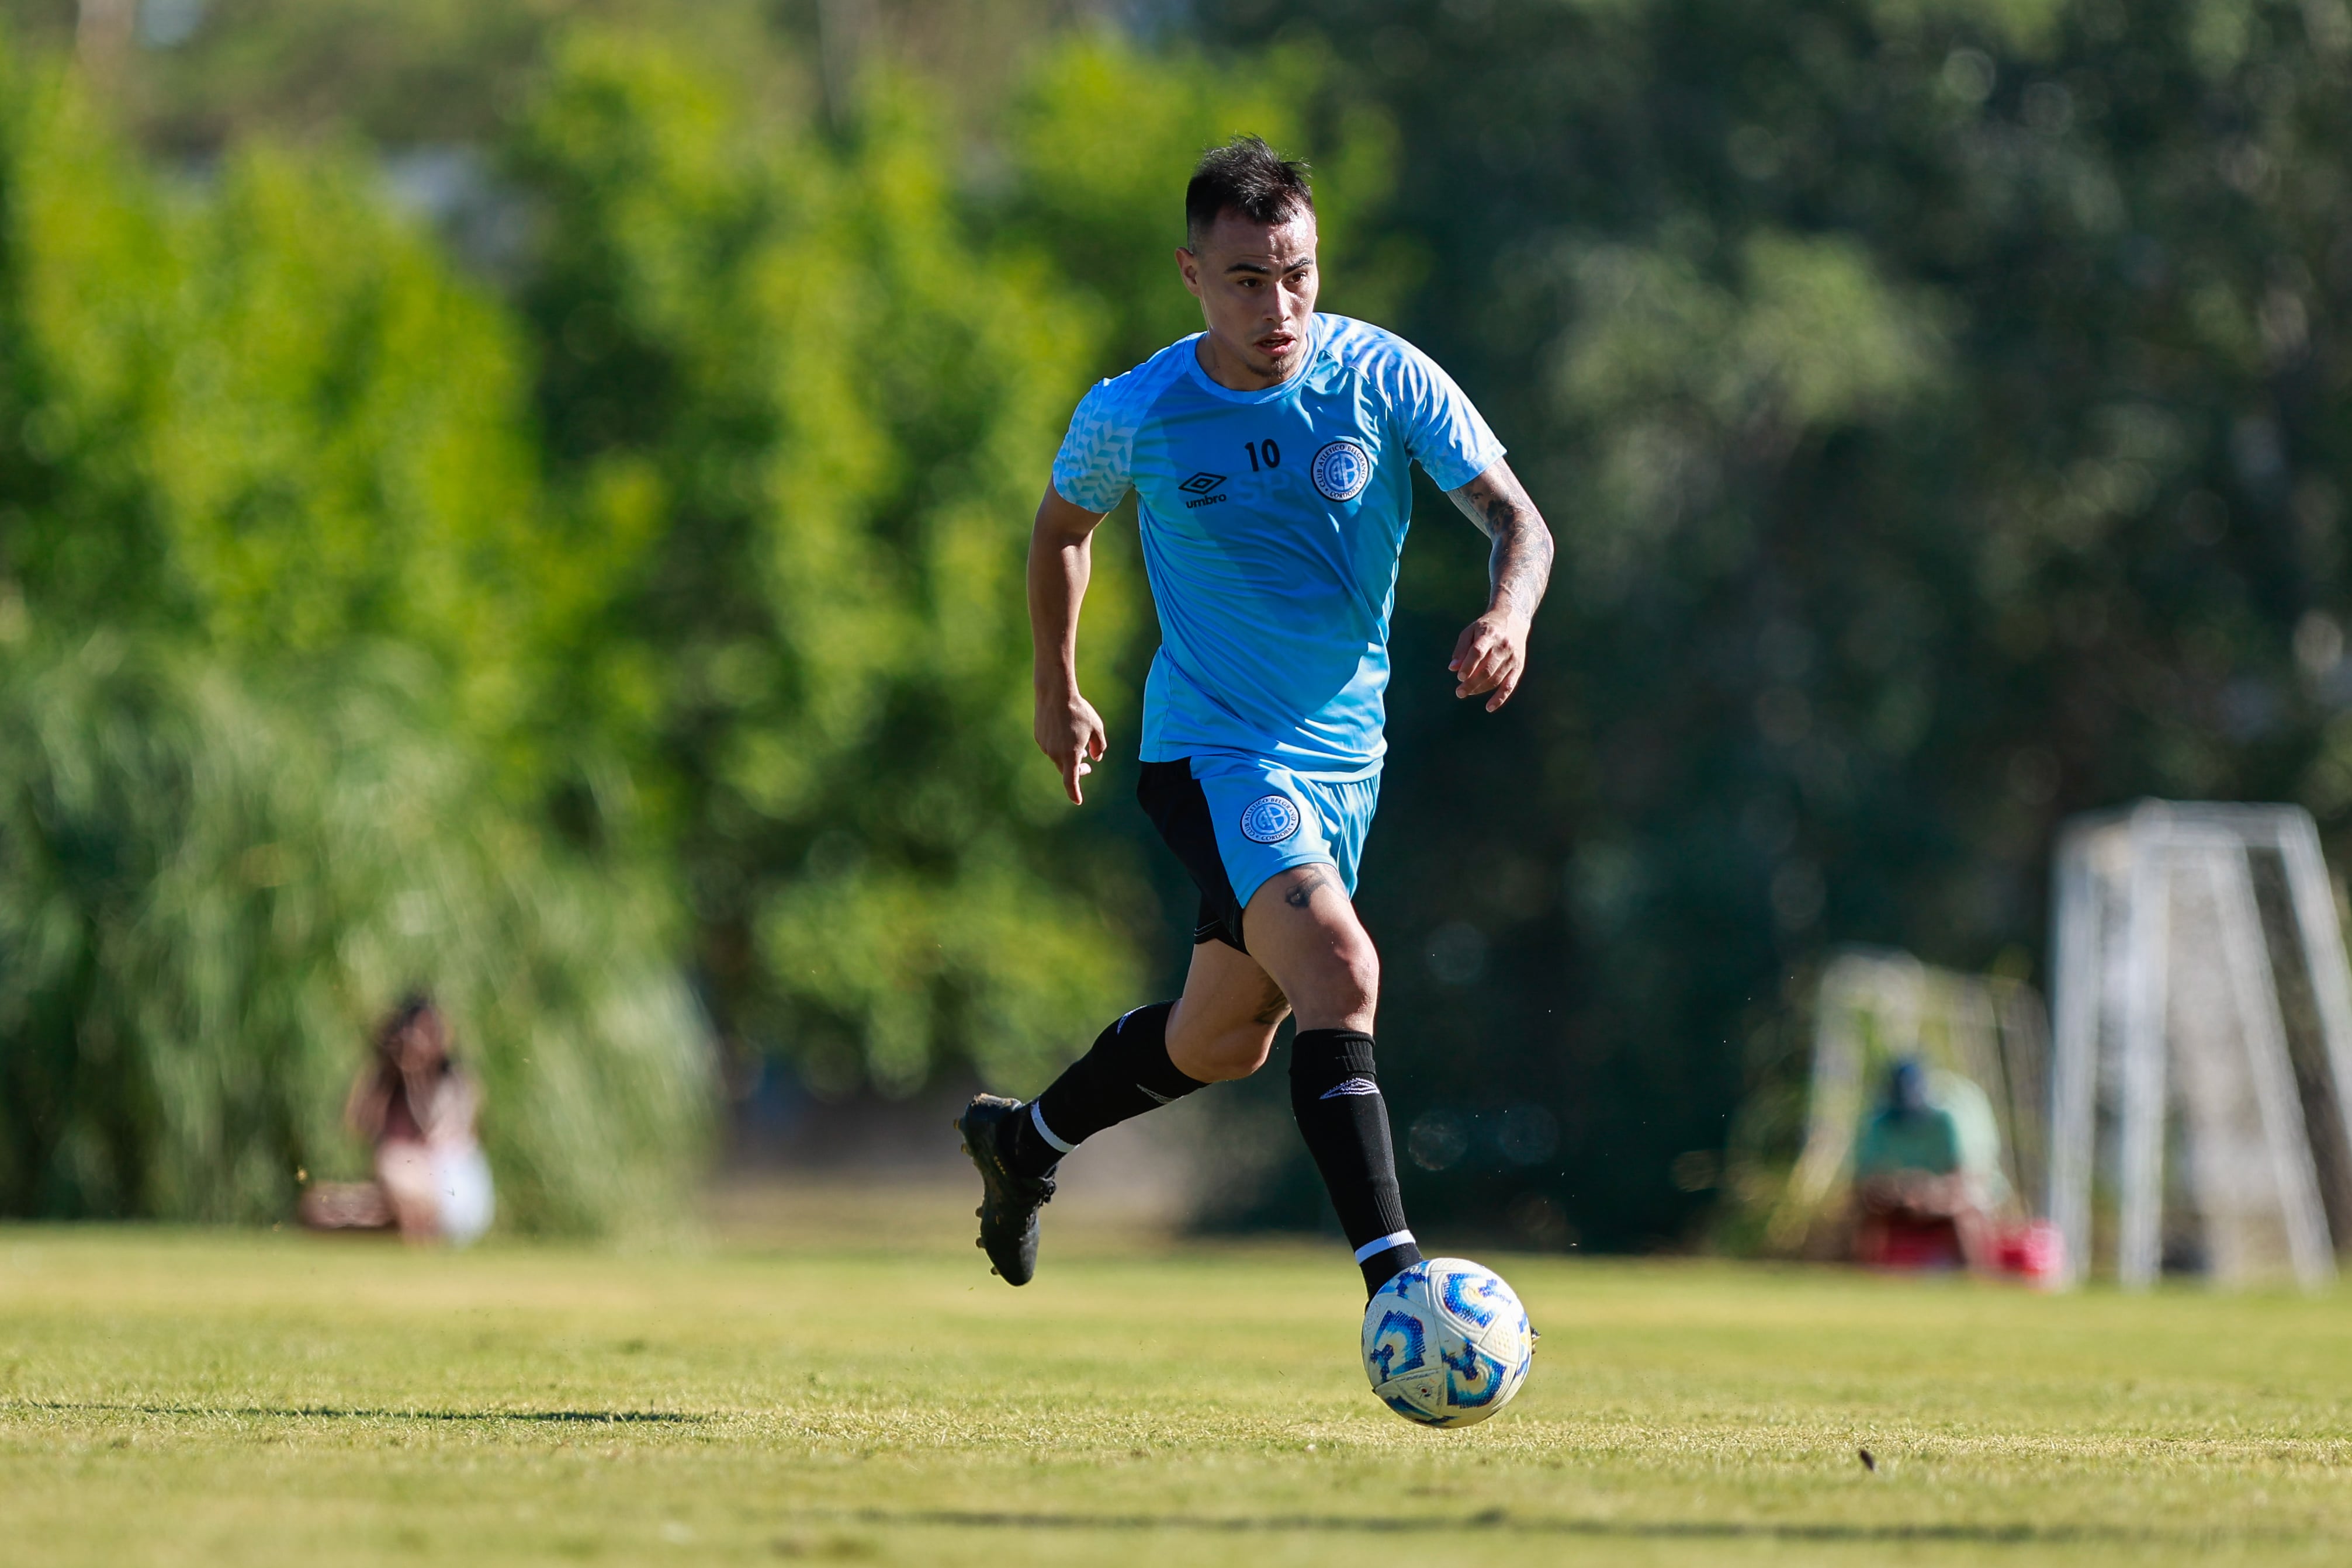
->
xmin=1360 ymin=1257 xmax=1534 ymax=1427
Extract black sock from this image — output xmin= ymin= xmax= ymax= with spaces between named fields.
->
xmin=1290 ymin=1028 xmax=1422 ymax=1295
xmin=1007 ymin=1002 xmax=1203 ymax=1179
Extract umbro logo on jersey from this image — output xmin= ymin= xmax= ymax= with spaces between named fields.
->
xmin=1179 ymin=471 xmax=1229 ymax=509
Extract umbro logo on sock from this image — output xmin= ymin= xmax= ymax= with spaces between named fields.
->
xmin=1137 ymin=1085 xmax=1175 ymax=1104
xmin=1320 ymin=1077 xmax=1379 ymax=1099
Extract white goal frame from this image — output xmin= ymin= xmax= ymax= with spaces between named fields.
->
xmin=2048 ymin=801 xmax=2352 ymax=1291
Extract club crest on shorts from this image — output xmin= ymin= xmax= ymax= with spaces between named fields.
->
xmin=1311 ymin=439 xmax=1373 ymax=502
xmin=1239 ymin=793 xmax=1302 ymax=845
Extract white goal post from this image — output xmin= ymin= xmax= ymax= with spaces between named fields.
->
xmin=2047 ymin=802 xmax=2352 ymax=1291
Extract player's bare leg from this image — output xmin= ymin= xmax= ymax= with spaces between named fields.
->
xmin=958 ymin=862 xmax=1415 ymax=1292
xmin=1163 ymin=936 xmax=1290 ymax=1081
xmin=959 ymin=932 xmax=1288 ymax=1285
xmin=1234 ymin=865 xmax=1378 ymax=1033
xmin=1239 ymin=863 xmax=1419 ymax=1294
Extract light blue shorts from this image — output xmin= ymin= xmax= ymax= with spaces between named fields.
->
xmin=1139 ymin=752 xmax=1382 ymax=949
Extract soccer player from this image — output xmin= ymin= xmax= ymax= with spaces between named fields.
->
xmin=958 ymin=136 xmax=1554 ymax=1298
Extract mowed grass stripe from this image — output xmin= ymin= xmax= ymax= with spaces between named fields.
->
xmin=2 ymin=1226 xmax=2350 ymax=1565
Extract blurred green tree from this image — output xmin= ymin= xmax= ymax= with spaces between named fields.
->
xmin=498 ymin=32 xmax=1152 ymax=1093
xmin=994 ymin=35 xmax=1411 ymax=376
xmin=1 ymin=40 xmax=555 ymax=759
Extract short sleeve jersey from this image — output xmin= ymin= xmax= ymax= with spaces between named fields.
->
xmin=1051 ymin=314 xmax=1504 ymax=778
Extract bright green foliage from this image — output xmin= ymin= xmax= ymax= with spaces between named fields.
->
xmin=999 ymin=37 xmax=1409 ymax=373
xmin=0 ymin=43 xmax=554 ymax=759
xmin=153 ymin=148 xmax=539 ymax=684
xmin=0 ymin=41 xmax=708 ymax=1230
xmin=0 ymin=51 xmax=176 ymax=618
xmin=8 ymin=1227 xmax=2352 ymax=1563
xmin=503 ymin=33 xmax=1144 ymax=1091
xmin=0 ymin=634 xmax=711 ymax=1229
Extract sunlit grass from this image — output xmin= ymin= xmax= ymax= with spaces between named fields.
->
xmin=4 ymin=1220 xmax=2350 ymax=1564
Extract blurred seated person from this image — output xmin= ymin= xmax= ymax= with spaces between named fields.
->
xmin=1851 ymin=1057 xmax=1998 ymax=1272
xmin=299 ymin=995 xmax=494 ymax=1246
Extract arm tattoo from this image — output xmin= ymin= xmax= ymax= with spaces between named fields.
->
xmin=1485 ymin=502 xmax=1554 ymax=622
xmin=1450 ymin=463 xmax=1554 ymax=622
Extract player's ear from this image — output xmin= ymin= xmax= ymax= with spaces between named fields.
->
xmin=1176 ymin=247 xmax=1204 ymax=300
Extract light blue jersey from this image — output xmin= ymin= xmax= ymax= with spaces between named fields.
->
xmin=1052 ymin=314 xmax=1504 ymax=780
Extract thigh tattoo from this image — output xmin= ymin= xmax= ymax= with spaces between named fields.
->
xmin=1282 ymin=865 xmax=1339 ymax=911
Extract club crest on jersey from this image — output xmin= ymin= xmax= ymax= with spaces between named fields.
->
xmin=1311 ymin=439 xmax=1373 ymax=502
xmin=1239 ymin=794 xmax=1301 ymax=844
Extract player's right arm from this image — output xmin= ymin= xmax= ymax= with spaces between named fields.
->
xmin=1443 ymin=457 xmax=1554 ymax=712
xmin=1029 ymin=485 xmax=1111 ymax=804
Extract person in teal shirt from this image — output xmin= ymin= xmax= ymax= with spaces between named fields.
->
xmin=1854 ymin=1059 xmax=1994 ymax=1270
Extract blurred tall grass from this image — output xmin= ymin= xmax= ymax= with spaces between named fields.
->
xmin=0 ymin=630 xmax=713 ymax=1230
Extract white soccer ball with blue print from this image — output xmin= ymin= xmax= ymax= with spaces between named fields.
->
xmin=1361 ymin=1257 xmax=1534 ymax=1427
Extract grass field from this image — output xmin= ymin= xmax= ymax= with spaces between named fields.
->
xmin=4 ymin=1203 xmax=2351 ymax=1566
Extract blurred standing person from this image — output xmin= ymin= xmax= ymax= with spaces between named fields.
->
xmin=959 ymin=137 xmax=1553 ymax=1302
xmin=1851 ymin=1058 xmax=1991 ymax=1271
xmin=304 ymin=995 xmax=494 ymax=1246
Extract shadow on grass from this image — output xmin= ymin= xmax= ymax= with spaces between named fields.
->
xmin=838 ymin=1509 xmax=2285 ymax=1547
xmin=15 ymin=1401 xmax=697 ymax=1424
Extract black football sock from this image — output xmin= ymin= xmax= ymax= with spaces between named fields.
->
xmin=1007 ymin=1001 xmax=1203 ymax=1180
xmin=1290 ymin=1027 xmax=1422 ymax=1296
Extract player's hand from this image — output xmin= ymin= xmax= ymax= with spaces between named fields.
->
xmin=1449 ymin=609 xmax=1530 ymax=712
xmin=1034 ymin=685 xmax=1108 ymax=803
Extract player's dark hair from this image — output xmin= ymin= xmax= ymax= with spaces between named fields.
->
xmin=1184 ymin=135 xmax=1313 ymax=249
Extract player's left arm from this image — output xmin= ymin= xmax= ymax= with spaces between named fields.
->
xmin=1445 ymin=457 xmax=1554 ymax=712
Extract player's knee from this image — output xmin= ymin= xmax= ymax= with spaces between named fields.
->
xmin=1189 ymin=1023 xmax=1277 ymax=1083
xmin=1332 ymin=934 xmax=1379 ymax=1015
xmin=1288 ymin=955 xmax=1376 ymax=1034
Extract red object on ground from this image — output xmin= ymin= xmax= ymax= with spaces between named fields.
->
xmin=1993 ymin=1219 xmax=2066 ymax=1286
xmin=1856 ymin=1213 xmax=2067 ymax=1284
xmin=1856 ymin=1213 xmax=1964 ymax=1270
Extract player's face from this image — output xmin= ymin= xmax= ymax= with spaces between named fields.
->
xmin=1177 ymin=208 xmax=1319 ymax=390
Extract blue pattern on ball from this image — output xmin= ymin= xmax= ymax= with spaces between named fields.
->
xmin=1440 ymin=1341 xmax=1506 ymax=1407
xmin=1366 ymin=1310 xmax=1427 ymax=1379
xmin=1382 ymin=1262 xmax=1426 ymax=1297
xmin=1440 ymin=1269 xmax=1503 ymax=1327
xmin=1383 ymin=1393 xmax=1445 ymax=1425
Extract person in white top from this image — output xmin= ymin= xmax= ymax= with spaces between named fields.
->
xmin=301 ymin=995 xmax=494 ymax=1246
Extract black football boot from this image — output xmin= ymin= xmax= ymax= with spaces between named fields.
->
xmin=956 ymin=1094 xmax=1056 ymax=1285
